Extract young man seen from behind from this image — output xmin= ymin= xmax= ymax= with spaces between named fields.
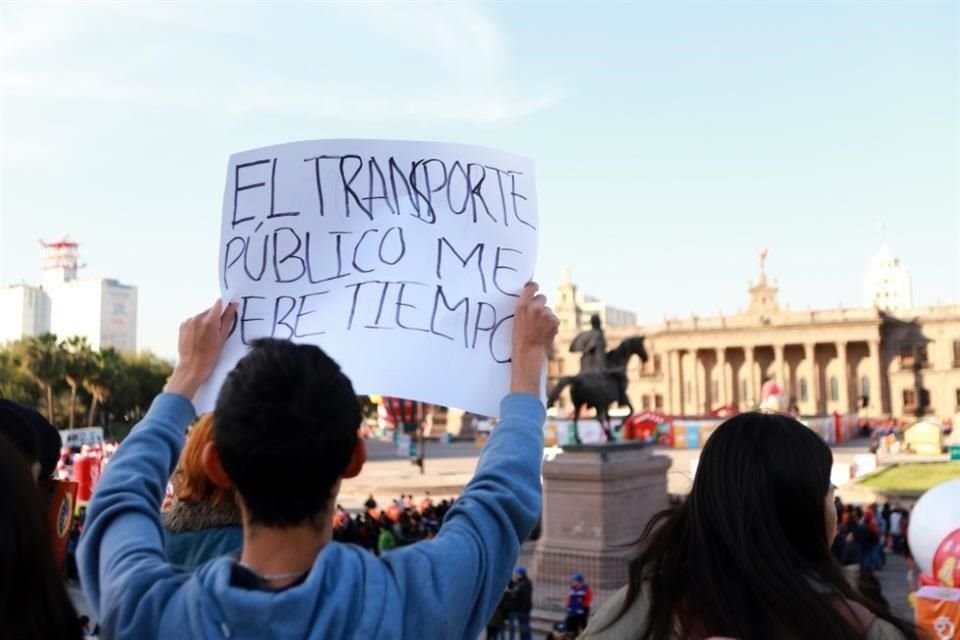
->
xmin=79 ymin=283 xmax=558 ymax=639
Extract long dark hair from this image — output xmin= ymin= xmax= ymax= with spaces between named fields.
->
xmin=0 ymin=435 xmax=82 ymax=640
xmin=610 ymin=412 xmax=917 ymax=640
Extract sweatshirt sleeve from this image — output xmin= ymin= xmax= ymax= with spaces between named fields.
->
xmin=77 ymin=393 xmax=195 ymax=633
xmin=381 ymin=392 xmax=545 ymax=639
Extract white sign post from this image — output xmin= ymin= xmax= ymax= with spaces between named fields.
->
xmin=194 ymin=140 xmax=538 ymax=418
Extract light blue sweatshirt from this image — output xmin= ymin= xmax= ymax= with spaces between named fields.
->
xmin=78 ymin=392 xmax=544 ymax=639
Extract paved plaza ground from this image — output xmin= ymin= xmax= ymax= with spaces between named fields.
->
xmin=339 ymin=435 xmax=891 ymax=509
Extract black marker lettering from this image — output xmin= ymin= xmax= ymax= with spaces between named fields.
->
xmin=223 ymin=236 xmax=246 ymax=289
xmin=467 ymin=163 xmax=496 ymax=224
xmin=293 ymin=291 xmax=328 ymax=338
xmin=492 ymin=247 xmax=522 ymax=297
xmin=472 ymin=301 xmax=497 ymax=349
xmin=378 ymin=226 xmax=406 ymax=266
xmin=232 ymin=159 xmax=271 ymax=228
xmin=508 ymin=171 xmax=535 ymax=230
xmin=436 ymin=237 xmax=486 ymax=292
xmin=243 ymin=234 xmax=269 ymax=283
xmin=302 ymin=156 xmax=328 ymax=217
xmin=484 ymin=165 xmax=510 ymax=227
xmin=489 ymin=313 xmax=514 ymax=363
xmin=407 ymin=160 xmax=436 ymax=224
xmin=271 ymin=296 xmax=298 ymax=339
xmin=389 ymin=157 xmax=417 ymax=217
xmin=272 ymin=227 xmax=306 ymax=283
xmin=239 ymin=296 xmax=266 ymax=345
xmin=305 ymin=231 xmax=352 ymax=284
xmin=446 ymin=161 xmax=470 ymax=215
xmin=395 ymin=281 xmax=430 ymax=333
xmin=430 ymin=285 xmax=470 ymax=346
xmin=339 ymin=155 xmax=373 ymax=220
xmin=364 ymin=157 xmax=396 ymax=215
xmin=267 ymin=158 xmax=300 ymax=220
xmin=352 ymin=228 xmax=379 ymax=274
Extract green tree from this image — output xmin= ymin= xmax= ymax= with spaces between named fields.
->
xmin=115 ymin=352 xmax=172 ymax=423
xmin=23 ymin=333 xmax=65 ymax=423
xmin=0 ymin=348 xmax=40 ymax=405
xmin=62 ymin=336 xmax=97 ymax=429
xmin=85 ymin=348 xmax=124 ymax=427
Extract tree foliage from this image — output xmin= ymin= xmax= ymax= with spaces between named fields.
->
xmin=0 ymin=337 xmax=172 ymax=437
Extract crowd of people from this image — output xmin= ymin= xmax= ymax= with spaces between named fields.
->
xmin=832 ymin=500 xmax=912 ymax=573
xmin=331 ymin=494 xmax=456 ymax=554
xmin=0 ymin=284 xmax=927 ymax=640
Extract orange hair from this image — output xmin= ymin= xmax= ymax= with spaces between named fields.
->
xmin=171 ymin=413 xmax=235 ymax=506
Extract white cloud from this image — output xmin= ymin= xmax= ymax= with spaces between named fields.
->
xmin=0 ymin=2 xmax=561 ymax=125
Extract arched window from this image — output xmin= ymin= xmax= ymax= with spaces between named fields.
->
xmin=800 ymin=378 xmax=808 ymax=403
xmin=830 ymin=377 xmax=839 ymax=402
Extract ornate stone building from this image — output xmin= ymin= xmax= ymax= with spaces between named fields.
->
xmin=549 ymin=256 xmax=960 ymax=421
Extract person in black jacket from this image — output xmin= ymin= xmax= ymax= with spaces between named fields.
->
xmin=508 ymin=566 xmax=533 ymax=640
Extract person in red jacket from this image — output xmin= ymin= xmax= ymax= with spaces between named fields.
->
xmin=564 ymin=572 xmax=592 ymax=634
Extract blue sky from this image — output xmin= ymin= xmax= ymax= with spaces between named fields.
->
xmin=1 ymin=1 xmax=957 ymax=359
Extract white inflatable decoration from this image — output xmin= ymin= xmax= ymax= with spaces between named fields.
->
xmin=910 ymin=478 xmax=960 ymax=574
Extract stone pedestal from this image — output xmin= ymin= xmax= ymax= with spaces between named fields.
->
xmin=531 ymin=442 xmax=671 ymax=615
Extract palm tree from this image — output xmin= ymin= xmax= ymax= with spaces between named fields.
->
xmin=62 ymin=336 xmax=96 ymax=429
xmin=0 ymin=348 xmax=40 ymax=405
xmin=23 ymin=333 xmax=65 ymax=423
xmin=85 ymin=348 xmax=123 ymax=427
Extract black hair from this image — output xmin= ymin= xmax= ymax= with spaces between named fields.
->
xmin=0 ymin=435 xmax=82 ymax=639
xmin=0 ymin=402 xmax=39 ymax=465
xmin=0 ymin=400 xmax=63 ymax=480
xmin=214 ymin=339 xmax=361 ymax=527
xmin=608 ymin=412 xmax=917 ymax=640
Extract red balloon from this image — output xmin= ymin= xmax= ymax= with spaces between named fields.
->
xmin=932 ymin=528 xmax=960 ymax=588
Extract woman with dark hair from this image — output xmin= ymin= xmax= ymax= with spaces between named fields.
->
xmin=581 ymin=412 xmax=916 ymax=640
xmin=0 ymin=434 xmax=83 ymax=640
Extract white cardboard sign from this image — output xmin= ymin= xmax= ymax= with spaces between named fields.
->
xmin=194 ymin=140 xmax=538 ymax=417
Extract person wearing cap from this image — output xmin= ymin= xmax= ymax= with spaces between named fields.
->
xmin=508 ymin=566 xmax=533 ymax=640
xmin=0 ymin=399 xmax=62 ymax=490
xmin=546 ymin=621 xmax=573 ymax=640
xmin=564 ymin=572 xmax=592 ymax=635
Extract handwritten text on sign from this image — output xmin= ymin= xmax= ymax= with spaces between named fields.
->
xmin=194 ymin=140 xmax=538 ymax=418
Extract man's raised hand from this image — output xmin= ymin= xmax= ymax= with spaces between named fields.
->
xmin=165 ymin=300 xmax=238 ymax=399
xmin=511 ymin=282 xmax=559 ymax=396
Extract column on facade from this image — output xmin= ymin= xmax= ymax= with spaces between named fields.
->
xmin=716 ymin=347 xmax=728 ymax=406
xmin=867 ymin=339 xmax=882 ymax=416
xmin=668 ymin=350 xmax=681 ymax=415
xmin=744 ymin=346 xmax=755 ymax=408
xmin=773 ymin=343 xmax=786 ymax=390
xmin=837 ymin=340 xmax=850 ymax=414
xmin=691 ymin=349 xmax=701 ymax=414
xmin=803 ymin=342 xmax=817 ymax=412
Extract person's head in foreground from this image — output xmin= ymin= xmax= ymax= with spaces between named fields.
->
xmin=584 ymin=412 xmax=917 ymax=640
xmin=0 ymin=399 xmax=62 ymax=486
xmin=204 ymin=338 xmax=366 ymax=533
xmin=0 ymin=435 xmax=81 ymax=640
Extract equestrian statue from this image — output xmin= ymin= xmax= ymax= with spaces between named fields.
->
xmin=547 ymin=314 xmax=648 ymax=444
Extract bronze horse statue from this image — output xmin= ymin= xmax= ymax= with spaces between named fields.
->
xmin=547 ymin=336 xmax=648 ymax=444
